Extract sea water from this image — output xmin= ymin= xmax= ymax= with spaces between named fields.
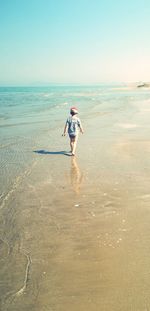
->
xmin=1 ymin=85 xmax=150 ymax=311
xmin=0 ymin=84 xmax=123 ymax=196
xmin=1 ymin=84 xmax=150 ymax=196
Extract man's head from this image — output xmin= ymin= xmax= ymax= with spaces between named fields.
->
xmin=70 ymin=107 xmax=78 ymax=115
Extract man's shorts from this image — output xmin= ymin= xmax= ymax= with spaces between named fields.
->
xmin=69 ymin=133 xmax=76 ymax=139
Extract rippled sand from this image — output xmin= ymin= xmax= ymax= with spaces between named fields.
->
xmin=1 ymin=87 xmax=150 ymax=310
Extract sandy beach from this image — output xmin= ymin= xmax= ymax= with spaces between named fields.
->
xmin=1 ymin=86 xmax=150 ymax=310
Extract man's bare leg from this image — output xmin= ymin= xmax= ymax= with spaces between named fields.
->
xmin=72 ymin=136 xmax=78 ymax=155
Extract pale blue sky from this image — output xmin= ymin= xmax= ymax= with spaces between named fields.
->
xmin=0 ymin=0 xmax=150 ymax=85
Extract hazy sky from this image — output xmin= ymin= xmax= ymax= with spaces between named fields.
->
xmin=0 ymin=0 xmax=150 ymax=85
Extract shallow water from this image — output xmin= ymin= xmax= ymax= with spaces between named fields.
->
xmin=1 ymin=86 xmax=150 ymax=310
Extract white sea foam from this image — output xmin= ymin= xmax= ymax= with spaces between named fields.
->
xmin=116 ymin=123 xmax=139 ymax=129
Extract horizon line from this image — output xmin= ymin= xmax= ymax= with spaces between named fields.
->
xmin=0 ymin=81 xmax=145 ymax=87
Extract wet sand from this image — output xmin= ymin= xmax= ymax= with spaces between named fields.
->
xmin=1 ymin=90 xmax=150 ymax=310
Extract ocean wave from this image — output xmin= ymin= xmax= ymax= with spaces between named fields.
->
xmin=0 ymin=120 xmax=49 ymax=128
xmin=116 ymin=123 xmax=139 ymax=129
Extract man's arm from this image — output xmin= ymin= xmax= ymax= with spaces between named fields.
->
xmin=80 ymin=124 xmax=84 ymax=134
xmin=78 ymin=119 xmax=84 ymax=134
xmin=62 ymin=122 xmax=68 ymax=136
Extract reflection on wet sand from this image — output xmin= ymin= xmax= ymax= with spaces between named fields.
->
xmin=70 ymin=157 xmax=83 ymax=194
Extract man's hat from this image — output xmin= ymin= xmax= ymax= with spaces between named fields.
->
xmin=70 ymin=106 xmax=78 ymax=114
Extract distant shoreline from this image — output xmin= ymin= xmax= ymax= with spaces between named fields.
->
xmin=0 ymin=82 xmax=150 ymax=89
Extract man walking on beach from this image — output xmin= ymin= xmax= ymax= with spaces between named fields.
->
xmin=62 ymin=107 xmax=84 ymax=156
